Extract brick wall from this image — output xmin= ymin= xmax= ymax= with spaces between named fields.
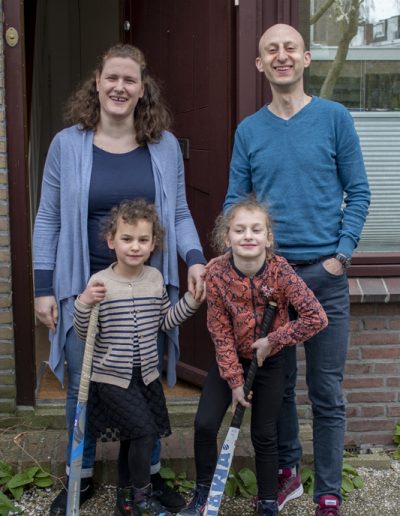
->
xmin=0 ymin=4 xmax=17 ymax=415
xmin=297 ymin=301 xmax=400 ymax=448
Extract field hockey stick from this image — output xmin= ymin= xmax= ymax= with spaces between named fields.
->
xmin=66 ymin=303 xmax=100 ymax=516
xmin=204 ymin=300 xmax=277 ymax=516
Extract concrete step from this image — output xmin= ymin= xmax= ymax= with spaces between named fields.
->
xmin=0 ymin=421 xmax=314 ymax=485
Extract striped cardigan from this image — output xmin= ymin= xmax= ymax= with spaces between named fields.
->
xmin=74 ymin=264 xmax=201 ymax=387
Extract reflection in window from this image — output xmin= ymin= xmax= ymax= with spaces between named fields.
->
xmin=308 ymin=0 xmax=400 ymax=111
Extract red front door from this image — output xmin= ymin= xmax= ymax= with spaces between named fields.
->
xmin=124 ymin=0 xmax=235 ymax=383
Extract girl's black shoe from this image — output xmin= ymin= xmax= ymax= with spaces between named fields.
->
xmin=132 ymin=483 xmax=172 ymax=516
xmin=115 ymin=486 xmax=135 ymax=515
xmin=151 ymin=472 xmax=186 ymax=512
xmin=49 ymin=476 xmax=94 ymax=515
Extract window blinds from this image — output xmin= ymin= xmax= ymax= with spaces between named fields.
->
xmin=351 ymin=112 xmax=400 ymax=253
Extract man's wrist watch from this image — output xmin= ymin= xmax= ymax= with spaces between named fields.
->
xmin=335 ymin=253 xmax=351 ymax=269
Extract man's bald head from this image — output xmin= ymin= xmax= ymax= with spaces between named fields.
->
xmin=258 ymin=24 xmax=306 ymax=55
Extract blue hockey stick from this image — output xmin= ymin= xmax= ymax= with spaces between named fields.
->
xmin=66 ymin=303 xmax=99 ymax=516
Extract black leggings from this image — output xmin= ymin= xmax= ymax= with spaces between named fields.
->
xmin=118 ymin=433 xmax=156 ymax=488
xmin=194 ymin=352 xmax=285 ymax=499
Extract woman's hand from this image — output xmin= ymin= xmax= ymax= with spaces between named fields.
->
xmin=35 ymin=295 xmax=58 ymax=331
xmin=251 ymin=337 xmax=274 ymax=367
xmin=79 ymin=280 xmax=106 ymax=306
xmin=187 ymin=264 xmax=206 ymax=302
xmin=231 ymin=385 xmax=252 ymax=413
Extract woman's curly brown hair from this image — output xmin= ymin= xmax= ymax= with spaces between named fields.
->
xmin=211 ymin=195 xmax=275 ymax=259
xmin=103 ymin=199 xmax=164 ymax=251
xmin=64 ymin=44 xmax=171 ymax=145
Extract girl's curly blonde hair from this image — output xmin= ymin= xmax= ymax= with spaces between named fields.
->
xmin=64 ymin=44 xmax=171 ymax=145
xmin=103 ymin=199 xmax=164 ymax=251
xmin=211 ymin=195 xmax=275 ymax=259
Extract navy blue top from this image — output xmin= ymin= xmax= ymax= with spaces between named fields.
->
xmin=35 ymin=144 xmax=205 ymax=296
xmin=88 ymin=144 xmax=155 ymax=273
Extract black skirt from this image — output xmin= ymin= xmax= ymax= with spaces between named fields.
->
xmin=87 ymin=367 xmax=171 ymax=442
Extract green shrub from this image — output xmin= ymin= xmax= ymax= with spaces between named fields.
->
xmin=301 ymin=462 xmax=364 ymax=500
xmin=0 ymin=461 xmax=53 ymax=515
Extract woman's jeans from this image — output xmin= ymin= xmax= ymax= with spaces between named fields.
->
xmin=277 ymin=261 xmax=349 ymax=503
xmin=64 ymin=328 xmax=162 ymax=478
xmin=194 ymin=354 xmax=285 ymax=500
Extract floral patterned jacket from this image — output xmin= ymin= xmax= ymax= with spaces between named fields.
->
xmin=206 ymin=254 xmax=328 ymax=389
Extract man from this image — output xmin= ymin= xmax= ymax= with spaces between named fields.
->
xmin=224 ymin=24 xmax=370 ymax=516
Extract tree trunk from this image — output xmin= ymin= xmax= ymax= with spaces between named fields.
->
xmin=319 ymin=0 xmax=361 ymax=98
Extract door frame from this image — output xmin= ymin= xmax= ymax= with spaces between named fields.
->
xmin=3 ymin=0 xmax=36 ymax=405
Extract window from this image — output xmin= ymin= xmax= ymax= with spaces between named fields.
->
xmin=304 ymin=0 xmax=400 ymax=274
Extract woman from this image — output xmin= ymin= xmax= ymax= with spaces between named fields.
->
xmin=33 ymin=44 xmax=206 ymax=515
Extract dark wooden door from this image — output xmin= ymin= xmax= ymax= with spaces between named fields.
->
xmin=123 ymin=0 xmax=235 ymax=384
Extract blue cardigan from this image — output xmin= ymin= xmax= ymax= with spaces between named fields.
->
xmin=33 ymin=126 xmax=204 ymax=386
xmin=225 ymin=97 xmax=371 ymax=261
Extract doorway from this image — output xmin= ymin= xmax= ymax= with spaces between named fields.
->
xmin=19 ymin=0 xmax=235 ymax=403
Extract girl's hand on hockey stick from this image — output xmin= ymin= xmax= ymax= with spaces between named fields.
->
xmin=231 ymin=385 xmax=252 ymax=413
xmin=79 ymin=280 xmax=106 ymax=306
xmin=252 ymin=336 xmax=274 ymax=366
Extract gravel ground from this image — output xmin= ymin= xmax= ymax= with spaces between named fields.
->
xmin=10 ymin=460 xmax=400 ymax=515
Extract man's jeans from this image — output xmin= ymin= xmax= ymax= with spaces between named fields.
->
xmin=64 ymin=328 xmax=162 ymax=478
xmin=277 ymin=260 xmax=349 ymax=503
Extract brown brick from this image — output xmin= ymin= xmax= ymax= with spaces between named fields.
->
xmin=352 ymin=332 xmax=400 ymax=346
xmin=0 ymin=373 xmax=16 ymax=385
xmin=0 ymin=342 xmax=13 ymax=354
xmin=347 ymin=419 xmax=395 ymax=432
xmin=345 ymin=347 xmax=360 ymax=360
xmin=0 ymin=249 xmax=10 ymax=261
xmin=0 ymin=311 xmax=12 ymax=324
xmin=0 ymin=235 xmax=10 ymax=246
xmin=389 ymin=319 xmax=400 ymax=330
xmin=350 ymin=304 xmax=376 ymax=316
xmin=363 ymin=318 xmax=387 ymax=331
xmin=361 ymin=348 xmax=400 ymax=359
xmin=344 ymin=362 xmax=373 ymax=374
xmin=344 ymin=377 xmax=383 ymax=389
xmin=0 ymin=385 xmax=16 ymax=397
xmin=347 ymin=391 xmax=396 ymax=403
xmin=387 ymin=377 xmax=400 ymax=388
xmin=0 ymin=282 xmax=12 ymax=293
xmin=0 ymin=295 xmax=11 ymax=308
xmin=0 ymin=327 xmax=14 ymax=339
xmin=349 ymin=319 xmax=362 ymax=331
xmin=376 ymin=303 xmax=400 ymax=316
xmin=0 ymin=357 xmax=14 ymax=369
xmin=345 ymin=406 xmax=358 ymax=417
xmin=0 ymin=159 xmax=8 ymax=173
xmin=387 ymin=406 xmax=400 ymax=417
xmin=374 ymin=363 xmax=400 ymax=374
xmin=360 ymin=406 xmax=385 ymax=418
xmin=0 ymin=188 xmax=8 ymax=200
xmin=345 ymin=433 xmax=393 ymax=446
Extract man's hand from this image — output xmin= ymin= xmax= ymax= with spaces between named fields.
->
xmin=187 ymin=264 xmax=206 ymax=302
xmin=35 ymin=295 xmax=58 ymax=331
xmin=251 ymin=336 xmax=274 ymax=367
xmin=79 ymin=280 xmax=106 ymax=306
xmin=231 ymin=385 xmax=252 ymax=413
xmin=322 ymin=257 xmax=345 ymax=276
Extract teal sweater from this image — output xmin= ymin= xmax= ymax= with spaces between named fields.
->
xmin=225 ymin=97 xmax=371 ymax=261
